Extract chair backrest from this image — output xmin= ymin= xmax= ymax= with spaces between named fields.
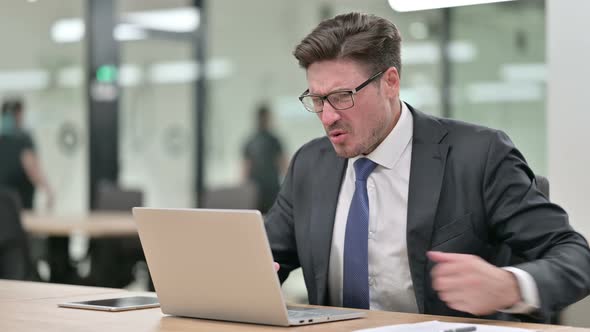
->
xmin=202 ymin=182 xmax=258 ymax=210
xmin=94 ymin=181 xmax=143 ymax=211
xmin=535 ymin=174 xmax=550 ymax=199
xmin=0 ymin=188 xmax=37 ymax=280
xmin=88 ymin=182 xmax=145 ymax=287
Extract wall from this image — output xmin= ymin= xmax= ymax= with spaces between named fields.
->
xmin=547 ymin=0 xmax=590 ymax=327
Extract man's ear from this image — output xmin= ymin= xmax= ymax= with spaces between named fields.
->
xmin=382 ymin=67 xmax=400 ymax=98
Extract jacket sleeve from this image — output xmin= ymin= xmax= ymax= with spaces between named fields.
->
xmin=264 ymin=147 xmax=302 ymax=283
xmin=483 ymin=130 xmax=590 ymax=320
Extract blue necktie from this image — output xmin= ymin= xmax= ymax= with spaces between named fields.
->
xmin=343 ymin=158 xmax=377 ymax=309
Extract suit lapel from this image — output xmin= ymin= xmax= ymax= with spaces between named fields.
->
xmin=406 ymin=106 xmax=449 ymax=313
xmin=310 ymin=147 xmax=347 ymax=305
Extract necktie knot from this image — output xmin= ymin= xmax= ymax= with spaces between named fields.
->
xmin=354 ymin=158 xmax=377 ymax=181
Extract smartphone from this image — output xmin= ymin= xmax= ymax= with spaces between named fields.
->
xmin=58 ymin=296 xmax=160 ymax=312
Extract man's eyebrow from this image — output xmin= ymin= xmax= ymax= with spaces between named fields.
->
xmin=308 ymin=86 xmax=352 ymax=95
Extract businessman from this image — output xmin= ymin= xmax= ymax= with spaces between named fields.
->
xmin=264 ymin=12 xmax=590 ymax=322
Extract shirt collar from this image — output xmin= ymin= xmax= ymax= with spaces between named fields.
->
xmin=351 ymin=101 xmax=414 ymax=170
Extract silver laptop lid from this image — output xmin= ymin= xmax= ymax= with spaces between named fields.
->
xmin=133 ymin=208 xmax=291 ymax=326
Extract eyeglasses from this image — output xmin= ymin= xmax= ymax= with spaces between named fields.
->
xmin=298 ymin=70 xmax=385 ymax=113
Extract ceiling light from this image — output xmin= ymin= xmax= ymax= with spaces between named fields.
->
xmin=388 ymin=0 xmax=516 ymax=12
xmin=51 ymin=18 xmax=84 ymax=43
xmin=114 ymin=24 xmax=147 ymax=41
xmin=51 ymin=7 xmax=199 ymax=43
xmin=124 ymin=7 xmax=199 ymax=32
xmin=52 ymin=19 xmax=147 ymax=43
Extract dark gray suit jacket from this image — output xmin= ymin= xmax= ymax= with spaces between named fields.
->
xmin=265 ymin=104 xmax=590 ymax=321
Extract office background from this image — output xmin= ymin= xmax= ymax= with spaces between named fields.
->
xmin=0 ymin=0 xmax=549 ymax=211
xmin=0 ymin=0 xmax=589 ymax=327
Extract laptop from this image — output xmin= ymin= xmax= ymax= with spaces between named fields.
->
xmin=132 ymin=207 xmax=367 ymax=326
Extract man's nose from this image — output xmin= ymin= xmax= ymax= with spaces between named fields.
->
xmin=319 ymin=102 xmax=341 ymax=127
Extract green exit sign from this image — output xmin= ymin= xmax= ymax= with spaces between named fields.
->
xmin=96 ymin=65 xmax=118 ymax=83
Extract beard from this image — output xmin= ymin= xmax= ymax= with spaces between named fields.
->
xmin=327 ymin=121 xmax=386 ymax=158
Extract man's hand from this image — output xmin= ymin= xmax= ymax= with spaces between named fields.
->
xmin=427 ymin=251 xmax=521 ymax=315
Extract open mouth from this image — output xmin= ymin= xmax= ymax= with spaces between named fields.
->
xmin=329 ymin=130 xmax=348 ymax=144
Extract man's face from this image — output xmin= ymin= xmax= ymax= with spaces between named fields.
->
xmin=306 ymin=59 xmax=398 ymax=158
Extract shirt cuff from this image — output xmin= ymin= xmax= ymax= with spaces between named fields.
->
xmin=499 ymin=267 xmax=540 ymax=314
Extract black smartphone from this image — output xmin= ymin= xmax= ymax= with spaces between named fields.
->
xmin=58 ymin=296 xmax=160 ymax=312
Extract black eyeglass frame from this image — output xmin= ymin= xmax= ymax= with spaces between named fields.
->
xmin=298 ymin=70 xmax=385 ymax=113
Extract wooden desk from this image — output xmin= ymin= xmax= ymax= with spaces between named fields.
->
xmin=22 ymin=212 xmax=137 ymax=237
xmin=0 ymin=280 xmax=121 ymax=302
xmin=1 ymin=280 xmax=588 ymax=332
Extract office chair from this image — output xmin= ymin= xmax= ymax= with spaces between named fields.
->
xmin=202 ymin=182 xmax=258 ymax=210
xmin=86 ymin=181 xmax=145 ymax=288
xmin=0 ymin=188 xmax=38 ymax=281
xmin=94 ymin=181 xmax=144 ymax=211
xmin=535 ymin=174 xmax=550 ymax=200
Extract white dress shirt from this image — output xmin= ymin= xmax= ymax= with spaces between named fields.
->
xmin=329 ymin=102 xmax=418 ymax=312
xmin=327 ymin=102 xmax=539 ymax=314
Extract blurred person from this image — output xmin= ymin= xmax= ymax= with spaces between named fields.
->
xmin=0 ymin=98 xmax=70 ymax=284
xmin=242 ymin=103 xmax=287 ymax=214
xmin=264 ymin=12 xmax=590 ymax=322
xmin=0 ymin=97 xmax=53 ymax=209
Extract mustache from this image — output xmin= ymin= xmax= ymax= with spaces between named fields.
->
xmin=325 ymin=122 xmax=350 ymax=133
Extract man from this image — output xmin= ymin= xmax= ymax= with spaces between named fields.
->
xmin=0 ymin=98 xmax=53 ymax=209
xmin=0 ymin=98 xmax=65 ymax=283
xmin=264 ymin=12 xmax=590 ymax=322
xmin=242 ymin=103 xmax=287 ymax=214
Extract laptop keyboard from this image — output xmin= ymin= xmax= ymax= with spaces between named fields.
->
xmin=287 ymin=307 xmax=332 ymax=318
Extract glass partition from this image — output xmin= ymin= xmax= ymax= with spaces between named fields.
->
xmin=449 ymin=0 xmax=546 ymax=174
xmin=206 ymin=0 xmax=443 ymax=188
xmin=0 ymin=0 xmax=87 ymax=213
xmin=118 ymin=0 xmax=195 ymax=208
